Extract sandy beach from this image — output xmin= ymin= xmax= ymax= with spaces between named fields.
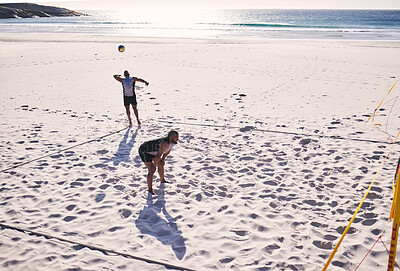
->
xmin=1 ymin=32 xmax=400 ymax=270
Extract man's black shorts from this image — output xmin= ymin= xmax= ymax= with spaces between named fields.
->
xmin=139 ymin=145 xmax=155 ymax=163
xmin=124 ymin=95 xmax=137 ymax=106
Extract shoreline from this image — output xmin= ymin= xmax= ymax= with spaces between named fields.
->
xmin=1 ymin=32 xmax=400 ymax=45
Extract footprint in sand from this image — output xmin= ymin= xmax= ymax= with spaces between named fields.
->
xmin=220 ymin=257 xmax=235 ymax=264
xmin=366 ymin=192 xmax=382 ymax=200
xmin=312 ymin=240 xmax=332 ymax=250
xmin=303 ymin=199 xmax=324 ymax=207
xmin=217 ymin=205 xmax=228 ymax=212
xmin=336 ymin=226 xmax=356 ymax=235
xmin=70 ymin=181 xmax=83 ymax=187
xmin=310 ymin=221 xmax=328 ymax=229
xmin=299 ymin=138 xmax=313 ymax=147
xmin=239 ymin=156 xmax=255 ymax=161
xmin=73 ymin=178 xmax=90 ymax=185
xmin=95 ymin=193 xmax=106 ymax=202
xmin=239 ymin=183 xmax=255 ymax=188
xmin=63 ymin=216 xmax=77 ymax=222
xmin=262 ymin=243 xmax=281 ymax=255
xmin=66 ymin=204 xmax=76 ymax=211
xmin=119 ymin=209 xmax=132 ymax=218
xmin=362 ymin=219 xmax=377 ymax=226
xmin=195 ymin=193 xmax=202 ymax=202
xmin=109 ymin=226 xmax=124 ymax=232
xmin=367 ymin=155 xmax=381 ymax=161
xmin=99 ymin=184 xmax=110 ymax=190
xmin=230 ymin=230 xmax=251 ymax=241
xmin=64 ymin=151 xmax=75 ymax=157
xmin=114 ymin=185 xmax=125 ymax=191
xmin=328 ymin=201 xmax=338 ymax=207
xmin=263 ymin=180 xmax=278 ymax=186
xmin=323 ymin=234 xmax=338 ymax=241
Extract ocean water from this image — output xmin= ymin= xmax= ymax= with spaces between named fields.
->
xmin=0 ymin=9 xmax=400 ymax=40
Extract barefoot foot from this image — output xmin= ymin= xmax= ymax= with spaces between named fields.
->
xmin=161 ymin=178 xmax=171 ymax=184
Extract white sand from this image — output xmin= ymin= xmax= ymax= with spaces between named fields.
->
xmin=1 ymin=33 xmax=400 ymax=270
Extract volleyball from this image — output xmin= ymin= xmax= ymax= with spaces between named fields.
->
xmin=118 ymin=45 xmax=125 ymax=52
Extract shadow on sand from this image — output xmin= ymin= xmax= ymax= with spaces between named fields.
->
xmin=105 ymin=127 xmax=139 ymax=166
xmin=135 ymin=184 xmax=186 ymax=260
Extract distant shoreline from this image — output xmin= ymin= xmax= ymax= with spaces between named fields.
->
xmin=0 ymin=3 xmax=87 ymax=19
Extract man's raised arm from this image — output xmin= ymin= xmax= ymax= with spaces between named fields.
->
xmin=134 ymin=77 xmax=149 ymax=86
xmin=113 ymin=74 xmax=123 ymax=82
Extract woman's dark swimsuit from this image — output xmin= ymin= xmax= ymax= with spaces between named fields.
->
xmin=138 ymin=137 xmax=169 ymax=162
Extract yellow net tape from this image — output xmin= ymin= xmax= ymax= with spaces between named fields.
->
xmin=366 ymin=81 xmax=398 ymax=125
xmin=390 ymin=156 xmax=400 ymax=219
xmin=388 ymin=170 xmax=400 ymax=270
xmin=322 ymin=130 xmax=400 ymax=271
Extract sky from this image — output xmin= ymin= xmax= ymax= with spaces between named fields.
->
xmin=1 ymin=0 xmax=400 ymax=10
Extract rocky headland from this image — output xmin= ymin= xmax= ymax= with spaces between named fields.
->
xmin=0 ymin=3 xmax=86 ymax=19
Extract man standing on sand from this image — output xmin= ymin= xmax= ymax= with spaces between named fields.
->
xmin=139 ymin=131 xmax=179 ymax=195
xmin=113 ymin=70 xmax=149 ymax=126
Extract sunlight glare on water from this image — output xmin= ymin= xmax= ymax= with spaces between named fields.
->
xmin=88 ymin=8 xmax=239 ymax=38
